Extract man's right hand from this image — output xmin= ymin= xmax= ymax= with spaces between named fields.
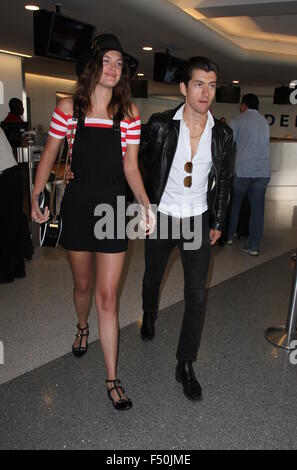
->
xmin=64 ymin=164 xmax=74 ymax=184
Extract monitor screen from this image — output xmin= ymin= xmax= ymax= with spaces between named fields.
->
xmin=163 ymin=56 xmax=185 ymax=84
xmin=154 ymin=53 xmax=185 ymax=84
xmin=273 ymin=86 xmax=291 ymax=105
xmin=216 ymin=86 xmax=241 ymax=104
xmin=48 ymin=14 xmax=94 ymax=61
xmin=34 ymin=10 xmax=94 ymax=61
xmin=130 ymin=80 xmax=148 ymax=98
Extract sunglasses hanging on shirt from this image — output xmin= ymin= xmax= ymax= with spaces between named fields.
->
xmin=184 ymin=161 xmax=193 ymax=188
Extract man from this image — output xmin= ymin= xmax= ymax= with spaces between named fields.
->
xmin=3 ymin=97 xmax=24 ymax=123
xmin=1 ymin=98 xmax=26 ymax=150
xmin=139 ymin=57 xmax=233 ymax=401
xmin=0 ymin=127 xmax=25 ymax=283
xmin=226 ymin=94 xmax=270 ymax=255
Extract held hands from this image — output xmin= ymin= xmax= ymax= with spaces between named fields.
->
xmin=31 ymin=194 xmax=50 ymax=224
xmin=210 ymin=229 xmax=222 ymax=246
xmin=140 ymin=205 xmax=156 ymax=236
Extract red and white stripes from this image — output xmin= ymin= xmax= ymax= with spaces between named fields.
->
xmin=48 ymin=107 xmax=141 ymax=158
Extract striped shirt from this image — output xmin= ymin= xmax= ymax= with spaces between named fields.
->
xmin=48 ymin=107 xmax=141 ymax=158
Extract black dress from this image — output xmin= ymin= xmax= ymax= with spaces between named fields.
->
xmin=59 ymin=121 xmax=128 ymax=253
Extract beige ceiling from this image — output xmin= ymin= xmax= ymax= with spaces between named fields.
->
xmin=170 ymin=0 xmax=297 ymax=57
xmin=1 ymin=0 xmax=297 ymax=88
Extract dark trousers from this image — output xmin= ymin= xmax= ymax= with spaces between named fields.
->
xmin=0 ymin=165 xmax=25 ymax=279
xmin=142 ymin=210 xmax=211 ymax=362
xmin=227 ymin=176 xmax=270 ymax=251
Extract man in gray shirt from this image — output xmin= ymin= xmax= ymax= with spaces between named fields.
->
xmin=226 ymin=93 xmax=270 ymax=255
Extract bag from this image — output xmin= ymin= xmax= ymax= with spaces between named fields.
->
xmin=39 ymin=122 xmax=75 ymax=248
xmin=39 ymin=191 xmax=63 ymax=248
xmin=39 ymin=215 xmax=63 ymax=248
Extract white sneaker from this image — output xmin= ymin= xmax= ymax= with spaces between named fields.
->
xmin=243 ymin=247 xmax=259 ymax=256
xmin=225 ymin=240 xmax=234 ymax=245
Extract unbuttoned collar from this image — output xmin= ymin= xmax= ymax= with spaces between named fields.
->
xmin=173 ymin=103 xmax=214 ymax=129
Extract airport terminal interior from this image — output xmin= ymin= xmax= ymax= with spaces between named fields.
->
xmin=1 ymin=0 xmax=297 ymax=450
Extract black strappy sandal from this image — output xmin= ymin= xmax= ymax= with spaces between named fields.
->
xmin=72 ymin=323 xmax=89 ymax=358
xmin=106 ymin=379 xmax=133 ymax=411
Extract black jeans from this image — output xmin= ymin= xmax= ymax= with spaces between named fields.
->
xmin=142 ymin=210 xmax=211 ymax=362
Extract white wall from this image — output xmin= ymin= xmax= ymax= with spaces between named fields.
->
xmin=25 ymin=73 xmax=76 ymax=131
xmin=0 ymin=53 xmax=24 ymax=121
xmin=134 ymin=96 xmax=181 ymax=122
xmin=25 ymin=75 xmax=297 ymax=139
xmin=144 ymin=83 xmax=297 ymax=138
xmin=22 ymin=74 xmax=297 ymax=201
xmin=212 ymin=102 xmax=297 ymax=139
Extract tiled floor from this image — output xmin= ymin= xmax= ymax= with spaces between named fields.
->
xmin=0 ymin=199 xmax=296 ymax=449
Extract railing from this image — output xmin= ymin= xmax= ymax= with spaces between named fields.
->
xmin=265 ymin=251 xmax=297 ymax=350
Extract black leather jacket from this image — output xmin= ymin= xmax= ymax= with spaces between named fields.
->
xmin=139 ymin=104 xmax=233 ymax=231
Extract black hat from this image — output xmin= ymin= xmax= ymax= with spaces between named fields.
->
xmin=76 ymin=33 xmax=138 ymax=78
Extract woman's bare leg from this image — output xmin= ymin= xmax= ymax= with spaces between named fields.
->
xmin=67 ymin=250 xmax=94 ymax=349
xmin=95 ymin=252 xmax=127 ymax=402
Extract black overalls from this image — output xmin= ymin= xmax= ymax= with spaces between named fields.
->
xmin=59 ymin=121 xmax=128 ymax=253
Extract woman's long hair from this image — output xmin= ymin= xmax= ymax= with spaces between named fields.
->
xmin=73 ymin=49 xmax=133 ymax=124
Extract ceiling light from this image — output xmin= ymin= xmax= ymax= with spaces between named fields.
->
xmin=25 ymin=4 xmax=40 ymax=10
xmin=143 ymin=46 xmax=153 ymax=51
xmin=137 ymin=73 xmax=144 ymax=77
xmin=0 ymin=49 xmax=32 ymax=58
xmin=232 ymin=80 xmax=240 ymax=84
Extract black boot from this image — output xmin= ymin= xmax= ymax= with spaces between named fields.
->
xmin=140 ymin=313 xmax=156 ymax=340
xmin=175 ymin=361 xmax=202 ymax=401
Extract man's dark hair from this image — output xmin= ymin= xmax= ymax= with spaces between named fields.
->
xmin=9 ymin=98 xmax=23 ymax=115
xmin=241 ymin=93 xmax=259 ymax=110
xmin=178 ymin=56 xmax=219 ymax=86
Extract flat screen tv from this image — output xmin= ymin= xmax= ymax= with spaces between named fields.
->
xmin=216 ymin=86 xmax=241 ymax=103
xmin=34 ymin=9 xmax=94 ymax=61
xmin=130 ymin=80 xmax=148 ymax=98
xmin=153 ymin=52 xmax=185 ymax=84
xmin=273 ymin=86 xmax=292 ymax=105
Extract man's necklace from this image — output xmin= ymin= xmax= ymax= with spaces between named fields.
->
xmin=190 ymin=131 xmax=203 ymax=139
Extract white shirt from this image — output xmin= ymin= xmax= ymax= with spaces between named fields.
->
xmin=158 ymin=104 xmax=214 ymax=218
xmin=0 ymin=128 xmax=17 ymax=172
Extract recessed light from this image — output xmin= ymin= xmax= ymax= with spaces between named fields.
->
xmin=143 ymin=46 xmax=153 ymax=51
xmin=0 ymin=49 xmax=32 ymax=58
xmin=25 ymin=5 xmax=40 ymax=11
xmin=137 ymin=73 xmax=144 ymax=77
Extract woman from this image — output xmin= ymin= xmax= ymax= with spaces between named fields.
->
xmin=31 ymin=34 xmax=155 ymax=411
